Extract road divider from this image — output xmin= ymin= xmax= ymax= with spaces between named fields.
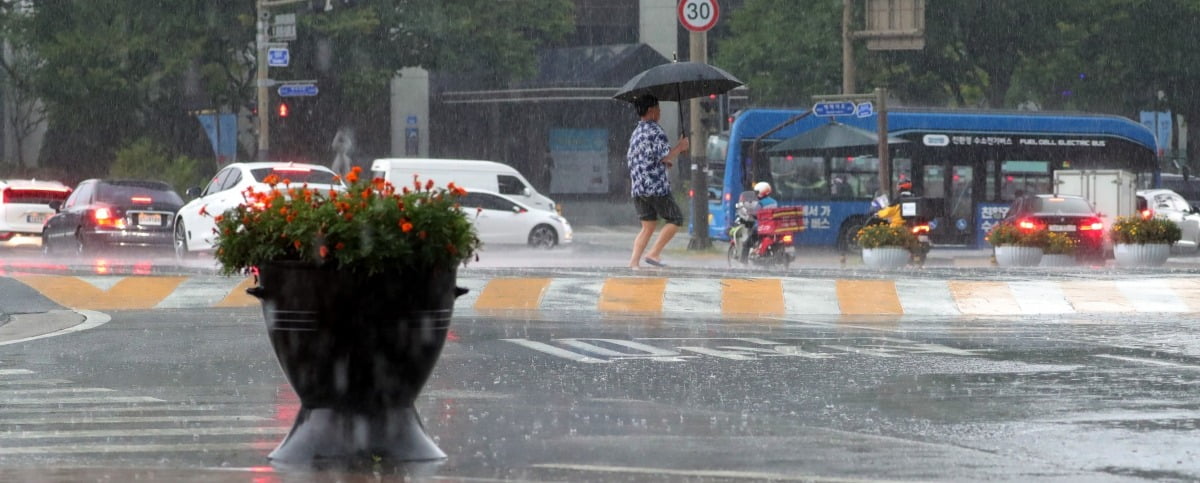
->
xmin=6 ymin=274 xmax=1200 ymax=317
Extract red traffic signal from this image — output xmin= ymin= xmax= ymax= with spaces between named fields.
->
xmin=278 ymin=102 xmax=290 ymax=118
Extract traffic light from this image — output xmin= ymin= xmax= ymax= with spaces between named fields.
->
xmin=699 ymin=93 xmax=719 ymax=135
xmin=277 ymin=102 xmax=290 ymax=118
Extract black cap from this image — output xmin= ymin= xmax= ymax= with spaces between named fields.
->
xmin=634 ymin=94 xmax=659 ymax=116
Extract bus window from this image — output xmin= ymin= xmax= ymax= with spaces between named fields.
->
xmin=924 ymin=165 xmax=945 ymax=199
xmin=1001 ymin=160 xmax=1051 ymax=199
xmin=893 ymin=158 xmax=912 ymax=194
xmin=769 ymin=155 xmax=825 ymax=199
xmin=831 ymin=155 xmax=878 ymax=199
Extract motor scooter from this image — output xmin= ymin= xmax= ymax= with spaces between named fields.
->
xmin=727 ymin=191 xmax=804 ymax=269
xmin=852 ymin=193 xmax=932 ymax=264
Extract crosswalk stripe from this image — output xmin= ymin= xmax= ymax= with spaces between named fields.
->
xmin=948 ymin=281 xmax=1016 ymax=315
xmin=156 ymin=276 xmax=247 ymax=309
xmin=215 ymin=276 xmax=258 ymax=308
xmin=836 ymin=280 xmax=902 ymax=315
xmin=0 ymin=441 xmax=278 ymax=455
xmin=0 ymin=426 xmax=287 ymax=440
xmin=1060 ymin=281 xmax=1135 ymax=313
xmin=541 ymin=278 xmax=603 ymax=312
xmin=13 ymin=275 xmax=187 ymax=310
xmin=2 ymin=396 xmax=165 ymax=405
xmin=0 ymin=369 xmax=35 ymax=376
xmin=0 ymin=415 xmax=271 ymax=425
xmin=895 ymin=280 xmax=960 ymax=315
xmin=1114 ymin=279 xmax=1189 ymax=313
xmin=1166 ymin=279 xmax=1200 ymax=311
xmin=722 ymin=278 xmax=784 ymax=316
xmin=1009 ymin=281 xmax=1074 ymax=315
xmin=782 ymin=279 xmax=841 ymax=315
xmin=474 ymin=277 xmax=551 ymax=311
xmin=0 ymin=379 xmax=73 ymax=386
xmin=3 ymin=388 xmax=114 ymax=396
xmin=452 ymin=277 xmax=489 ymax=311
xmin=0 ymin=405 xmax=249 ymax=414
xmin=598 ymin=277 xmax=666 ymax=314
xmin=663 ymin=278 xmax=722 ymax=314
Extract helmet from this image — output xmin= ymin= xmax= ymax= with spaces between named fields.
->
xmin=754 ymin=181 xmax=772 ymax=197
xmin=898 ymin=180 xmax=913 ymax=192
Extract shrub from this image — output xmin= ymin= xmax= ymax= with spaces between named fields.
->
xmin=1044 ymin=232 xmax=1077 ymax=255
xmin=855 ymin=223 xmax=918 ymax=251
xmin=1110 ymin=216 xmax=1182 ymax=245
xmin=987 ymin=223 xmax=1048 ymax=248
xmin=110 ymin=138 xmax=210 ymax=194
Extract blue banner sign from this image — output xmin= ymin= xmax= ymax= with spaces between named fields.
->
xmin=278 ymin=84 xmax=319 ymax=97
xmin=813 ymin=101 xmax=857 ymax=117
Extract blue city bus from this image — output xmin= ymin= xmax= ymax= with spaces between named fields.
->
xmin=704 ymin=108 xmax=1159 ymax=248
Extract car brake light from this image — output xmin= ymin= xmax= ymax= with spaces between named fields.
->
xmin=93 ymin=207 xmax=122 ymax=227
xmin=94 ymin=207 xmax=113 ymax=221
xmin=1017 ymin=219 xmax=1038 ymax=231
xmin=131 ymin=196 xmax=152 ymax=204
xmin=1 ymin=188 xmax=7 ymax=203
xmin=689 ymin=189 xmax=694 ymax=198
xmin=1140 ymin=209 xmax=1153 ymax=219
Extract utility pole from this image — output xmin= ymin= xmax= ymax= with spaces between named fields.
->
xmin=687 ymin=30 xmax=711 ymax=250
xmin=256 ymin=1 xmax=271 ymax=161
xmin=842 ymin=0 xmax=855 ymax=95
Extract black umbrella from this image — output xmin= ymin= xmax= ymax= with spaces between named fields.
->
xmin=767 ymin=122 xmax=908 ymax=156
xmin=613 ymin=61 xmax=744 ymax=135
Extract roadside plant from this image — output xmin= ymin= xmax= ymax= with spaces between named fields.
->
xmin=1043 ymin=232 xmax=1077 ymax=255
xmin=211 ymin=166 xmax=481 ymax=276
xmin=987 ymin=223 xmax=1048 ymax=248
xmin=1110 ymin=216 xmax=1182 ymax=245
xmin=855 ymin=223 xmax=919 ymax=252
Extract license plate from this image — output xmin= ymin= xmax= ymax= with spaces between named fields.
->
xmin=1049 ymin=224 xmax=1076 ymax=232
xmin=25 ymin=212 xmax=47 ymax=224
xmin=138 ymin=213 xmax=162 ymax=226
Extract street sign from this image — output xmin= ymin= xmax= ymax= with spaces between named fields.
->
xmin=267 ymin=48 xmax=289 ymax=67
xmin=278 ymin=84 xmax=319 ymax=97
xmin=272 ymin=13 xmax=296 ymax=41
xmin=856 ymin=101 xmax=875 ymax=118
xmin=678 ymin=0 xmax=719 ymax=32
xmin=813 ymin=101 xmax=857 ymax=117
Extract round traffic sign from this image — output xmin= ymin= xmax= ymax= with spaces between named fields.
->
xmin=678 ymin=0 xmax=719 ymax=32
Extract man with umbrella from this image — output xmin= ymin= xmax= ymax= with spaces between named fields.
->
xmin=627 ymin=94 xmax=690 ymax=269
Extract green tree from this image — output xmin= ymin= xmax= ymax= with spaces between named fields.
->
xmin=109 ymin=137 xmax=208 ymax=194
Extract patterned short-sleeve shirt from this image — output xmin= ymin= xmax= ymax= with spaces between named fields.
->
xmin=626 ymin=120 xmax=672 ymax=197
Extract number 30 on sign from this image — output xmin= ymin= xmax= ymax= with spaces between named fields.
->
xmin=678 ymin=0 xmax=719 ymax=32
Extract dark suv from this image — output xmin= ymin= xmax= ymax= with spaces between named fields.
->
xmin=1002 ymin=194 xmax=1106 ymax=259
xmin=42 ymin=179 xmax=183 ymax=255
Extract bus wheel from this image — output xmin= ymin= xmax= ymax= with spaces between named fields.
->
xmin=837 ymin=220 xmax=866 ymax=254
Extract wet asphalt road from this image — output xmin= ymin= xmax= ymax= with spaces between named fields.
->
xmin=1 ymin=303 xmax=1198 ymax=481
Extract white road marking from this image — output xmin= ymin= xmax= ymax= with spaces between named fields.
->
xmin=1093 ymin=354 xmax=1200 ymax=371
xmin=502 ymin=339 xmax=609 ymax=363
xmin=895 ymin=279 xmax=960 ymax=315
xmin=530 ymin=463 xmax=901 ymax=482
xmin=782 ymin=279 xmax=841 ymax=315
xmin=1114 ymin=279 xmax=1189 ymax=313
xmin=662 ymin=278 xmax=722 ymax=314
xmin=0 ymin=369 xmax=35 ymax=376
xmin=0 ymin=379 xmax=73 ymax=386
xmin=3 ymin=388 xmax=114 ymax=396
xmin=539 ymin=278 xmax=602 ymax=312
xmin=0 ymin=426 xmax=287 ymax=440
xmin=1008 ymin=281 xmax=1074 ymax=315
xmin=452 ymin=277 xmax=489 ymax=311
xmin=1 ymin=396 xmax=165 ymax=405
xmin=0 ymin=441 xmax=278 ymax=455
xmin=0 ymin=310 xmax=112 ymax=347
xmin=0 ymin=405 xmax=245 ymax=414
xmin=154 ymin=277 xmax=244 ymax=309
xmin=74 ymin=276 xmax=125 ymax=292
xmin=0 ymin=415 xmax=271 ymax=425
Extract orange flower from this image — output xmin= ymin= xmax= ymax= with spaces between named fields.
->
xmin=282 ymin=178 xmax=292 ymax=186
xmin=264 ymin=174 xmax=280 ymax=186
xmin=328 ymin=189 xmax=338 ymax=199
xmin=361 ymin=190 xmax=370 ymax=200
xmin=319 ymin=245 xmax=329 ymax=258
xmin=451 ymin=185 xmax=468 ymax=196
xmin=198 ymin=205 xmax=209 ymax=216
xmin=293 ymin=240 xmax=302 ymax=250
xmin=214 ymin=214 xmax=224 ymax=223
xmin=446 ymin=243 xmax=458 ymax=255
xmin=345 ymin=171 xmax=359 ymax=183
xmin=335 ymin=242 xmax=345 ymax=251
xmin=401 ymin=221 xmax=413 ymax=233
xmin=418 ymin=230 xmax=427 ymax=240
xmin=403 ymin=186 xmax=411 ymax=194
xmin=344 ymin=213 xmax=354 ymax=221
xmin=425 ymin=179 xmax=434 ymax=190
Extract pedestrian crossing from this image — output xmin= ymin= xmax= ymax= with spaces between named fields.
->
xmin=11 ymin=274 xmax=1200 ymax=316
xmin=0 ymin=367 xmax=287 ymax=460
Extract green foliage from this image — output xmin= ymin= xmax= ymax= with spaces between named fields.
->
xmin=1110 ymin=216 xmax=1183 ymax=245
xmin=1044 ymin=232 xmax=1078 ymax=255
xmin=855 ymin=223 xmax=918 ymax=252
xmin=213 ymin=168 xmax=481 ymax=276
xmin=109 ymin=138 xmax=207 ymax=195
xmin=987 ymin=224 xmax=1048 ymax=248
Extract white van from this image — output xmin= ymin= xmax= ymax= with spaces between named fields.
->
xmin=370 ymin=158 xmax=556 ymax=213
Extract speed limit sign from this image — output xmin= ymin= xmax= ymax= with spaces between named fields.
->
xmin=678 ymin=0 xmax=719 ymax=32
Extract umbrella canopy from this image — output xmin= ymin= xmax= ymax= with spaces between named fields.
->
xmin=612 ymin=61 xmax=743 ymax=103
xmin=767 ymin=122 xmax=908 ymax=156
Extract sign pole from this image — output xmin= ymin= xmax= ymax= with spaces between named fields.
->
xmin=876 ymin=87 xmax=889 ymax=201
xmin=256 ymin=1 xmax=271 ymax=161
xmin=688 ymin=29 xmax=711 ymax=250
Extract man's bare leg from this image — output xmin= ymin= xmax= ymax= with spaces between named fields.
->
xmin=644 ymin=222 xmax=678 ymax=263
xmin=629 ymin=220 xmax=658 ymax=269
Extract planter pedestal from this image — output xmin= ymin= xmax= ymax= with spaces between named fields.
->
xmin=1039 ymin=253 xmax=1076 ymax=267
xmin=862 ymin=247 xmax=910 ymax=268
xmin=1114 ymin=243 xmax=1170 ymax=267
xmin=248 ymin=262 xmax=467 ymax=464
xmin=995 ymin=246 xmax=1043 ymax=267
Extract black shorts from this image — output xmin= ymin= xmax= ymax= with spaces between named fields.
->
xmin=633 ymin=195 xmax=683 ymax=226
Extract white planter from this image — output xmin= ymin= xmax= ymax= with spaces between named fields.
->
xmin=994 ymin=246 xmax=1043 ymax=267
xmin=1039 ymin=253 xmax=1076 ymax=267
xmin=862 ymin=247 xmax=911 ymax=269
xmin=1114 ymin=243 xmax=1170 ymax=267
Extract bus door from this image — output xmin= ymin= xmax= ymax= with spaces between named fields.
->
xmin=920 ymin=163 xmax=978 ymax=245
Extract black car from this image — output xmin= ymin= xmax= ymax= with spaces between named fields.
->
xmin=42 ymin=179 xmax=184 ymax=255
xmin=1003 ymin=194 xmax=1106 ymax=258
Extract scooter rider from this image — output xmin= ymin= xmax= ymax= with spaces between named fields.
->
xmin=754 ymin=181 xmax=778 ymax=208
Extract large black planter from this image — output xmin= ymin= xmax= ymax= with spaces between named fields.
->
xmin=247 ymin=261 xmax=466 ymax=464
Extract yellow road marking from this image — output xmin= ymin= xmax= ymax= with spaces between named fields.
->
xmin=835 ymin=280 xmax=903 ymax=315
xmin=216 ymin=276 xmax=259 ymax=308
xmin=598 ymin=278 xmax=666 ymax=314
xmin=1060 ymin=280 xmax=1134 ymax=312
xmin=948 ymin=281 xmax=1016 ymax=315
xmin=474 ymin=278 xmax=551 ymax=311
xmin=14 ymin=275 xmax=186 ymax=310
xmin=722 ymin=278 xmax=784 ymax=316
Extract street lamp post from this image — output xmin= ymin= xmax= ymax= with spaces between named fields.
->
xmin=256 ymin=1 xmax=271 ymax=161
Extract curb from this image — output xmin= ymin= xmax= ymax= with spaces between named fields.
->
xmin=5 ymin=274 xmax=1200 ymax=319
